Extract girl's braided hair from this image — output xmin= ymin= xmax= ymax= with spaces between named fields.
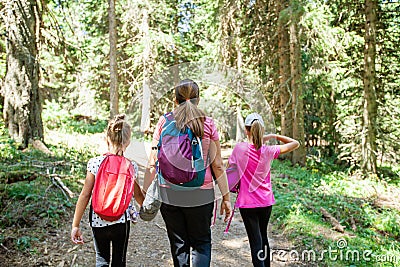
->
xmin=106 ymin=114 xmax=131 ymax=155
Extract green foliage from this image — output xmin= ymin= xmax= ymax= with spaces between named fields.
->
xmin=1 ymin=178 xmax=73 ymax=228
xmin=272 ymin=159 xmax=400 ymax=266
xmin=15 ymin=236 xmax=38 ymax=251
xmin=43 ymin=99 xmax=107 ymax=134
xmin=0 ymin=0 xmax=398 ymax=177
xmin=0 ymin=121 xmax=51 ymax=164
xmin=0 ymin=115 xmax=96 ymax=253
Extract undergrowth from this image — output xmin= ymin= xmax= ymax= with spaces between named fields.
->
xmin=0 ymin=119 xmax=97 ymax=253
xmin=271 ymin=159 xmax=400 ymax=266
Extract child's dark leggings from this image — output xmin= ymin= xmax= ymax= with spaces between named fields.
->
xmin=91 ymin=222 xmax=130 ymax=267
xmin=239 ymin=206 xmax=273 ymax=267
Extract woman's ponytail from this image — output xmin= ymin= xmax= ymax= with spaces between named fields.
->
xmin=174 ymin=79 xmax=205 ymax=137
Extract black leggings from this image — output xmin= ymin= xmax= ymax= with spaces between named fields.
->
xmin=91 ymin=222 xmax=130 ymax=267
xmin=239 ymin=206 xmax=273 ymax=267
xmin=160 ymin=202 xmax=214 ymax=267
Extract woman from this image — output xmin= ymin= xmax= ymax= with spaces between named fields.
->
xmin=228 ymin=113 xmax=299 ymax=267
xmin=144 ymin=79 xmax=232 ymax=267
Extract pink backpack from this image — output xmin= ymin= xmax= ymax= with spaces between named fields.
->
xmin=227 ymin=166 xmax=240 ymax=193
xmin=92 ymin=154 xmax=135 ymax=221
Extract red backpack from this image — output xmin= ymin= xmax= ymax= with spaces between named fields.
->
xmin=91 ymin=154 xmax=135 ymax=221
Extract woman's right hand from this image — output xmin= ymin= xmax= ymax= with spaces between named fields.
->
xmin=71 ymin=226 xmax=84 ymax=244
xmin=220 ymin=199 xmax=232 ymax=223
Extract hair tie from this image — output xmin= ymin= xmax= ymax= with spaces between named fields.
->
xmin=186 ymin=99 xmax=191 ymax=102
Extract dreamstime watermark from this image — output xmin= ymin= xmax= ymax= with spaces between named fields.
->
xmin=257 ymin=238 xmax=399 ymax=264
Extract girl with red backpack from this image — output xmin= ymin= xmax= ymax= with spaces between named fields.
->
xmin=228 ymin=113 xmax=299 ymax=267
xmin=144 ymin=79 xmax=232 ymax=267
xmin=71 ymin=114 xmax=144 ymax=267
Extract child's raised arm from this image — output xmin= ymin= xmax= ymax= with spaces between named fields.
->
xmin=264 ymin=134 xmax=300 ymax=154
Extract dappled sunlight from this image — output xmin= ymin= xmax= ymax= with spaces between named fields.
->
xmin=318 ymin=174 xmax=383 ymax=199
xmin=220 ymin=236 xmax=249 ymax=249
xmin=285 ymin=212 xmax=350 ymax=247
xmin=45 ymin=129 xmax=107 ymax=154
xmin=211 ymin=233 xmax=252 ymax=266
xmin=317 ymin=173 xmax=400 ymax=212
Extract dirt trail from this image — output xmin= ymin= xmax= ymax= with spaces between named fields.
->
xmin=0 ymin=173 xmax=299 ymax=267
xmin=13 ymin=203 xmax=297 ymax=267
xmin=0 ymin=142 xmax=302 ymax=266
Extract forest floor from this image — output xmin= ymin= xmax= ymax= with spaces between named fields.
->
xmin=1 ymin=133 xmax=399 ymax=266
xmin=0 ymin=192 xmax=304 ymax=267
xmin=0 ymin=168 xmax=306 ymax=266
xmin=0 ymin=138 xmax=308 ymax=266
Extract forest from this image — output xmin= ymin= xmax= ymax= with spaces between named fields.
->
xmin=0 ymin=0 xmax=399 ymax=266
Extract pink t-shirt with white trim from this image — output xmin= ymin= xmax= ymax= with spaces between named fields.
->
xmin=153 ymin=115 xmax=219 ymax=189
xmin=228 ymin=143 xmax=280 ymax=208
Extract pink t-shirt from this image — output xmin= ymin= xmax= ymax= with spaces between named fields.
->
xmin=153 ymin=114 xmax=219 ymax=189
xmin=228 ymin=143 xmax=280 ymax=208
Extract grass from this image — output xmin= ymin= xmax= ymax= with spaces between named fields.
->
xmin=271 ymin=159 xmax=400 ymax=266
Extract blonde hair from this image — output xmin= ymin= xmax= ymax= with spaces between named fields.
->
xmin=173 ymin=79 xmax=205 ymax=137
xmin=106 ymin=114 xmax=131 ymax=155
xmin=245 ymin=120 xmax=264 ymax=150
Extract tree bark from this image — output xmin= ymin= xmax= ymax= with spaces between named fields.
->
xmin=3 ymin=0 xmax=43 ymax=147
xmin=140 ymin=9 xmax=151 ymax=133
xmin=236 ymin=106 xmax=245 ymax=142
xmin=278 ymin=0 xmax=292 ymax=160
xmin=108 ymin=0 xmax=118 ymax=118
xmin=289 ymin=16 xmax=306 ymax=166
xmin=361 ymin=0 xmax=378 ymax=174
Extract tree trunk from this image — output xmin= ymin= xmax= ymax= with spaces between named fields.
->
xmin=108 ymin=0 xmax=118 ymax=118
xmin=140 ymin=9 xmax=151 ymax=133
xmin=219 ymin=0 xmax=238 ymax=68
xmin=236 ymin=106 xmax=245 ymax=142
xmin=171 ymin=0 xmax=180 ymax=85
xmin=289 ymin=17 xmax=306 ymax=166
xmin=278 ymin=0 xmax=292 ymax=160
xmin=361 ymin=0 xmax=378 ymax=174
xmin=3 ymin=0 xmax=43 ymax=148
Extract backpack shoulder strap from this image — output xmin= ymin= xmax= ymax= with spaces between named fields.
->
xmin=110 ymin=155 xmax=134 ymax=176
xmin=159 ymin=112 xmax=175 ymax=132
xmin=95 ymin=154 xmax=111 ymax=178
xmin=164 ymin=112 xmax=174 ymax=122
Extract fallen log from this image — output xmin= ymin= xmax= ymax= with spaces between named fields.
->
xmin=0 ymin=170 xmax=38 ymax=184
xmin=53 ymin=176 xmax=75 ymax=198
xmin=320 ymin=207 xmax=346 ymax=233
